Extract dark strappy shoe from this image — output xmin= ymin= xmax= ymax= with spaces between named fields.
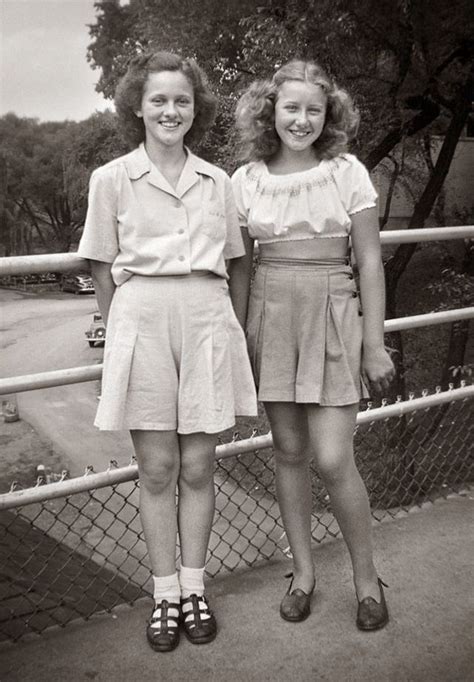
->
xmin=280 ymin=573 xmax=315 ymax=622
xmin=356 ymin=578 xmax=389 ymax=631
xmin=181 ymin=594 xmax=217 ymax=644
xmin=146 ymin=599 xmax=181 ymax=652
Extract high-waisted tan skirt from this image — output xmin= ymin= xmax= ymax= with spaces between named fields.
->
xmin=95 ymin=273 xmax=258 ymax=433
xmin=246 ymin=258 xmax=369 ymax=405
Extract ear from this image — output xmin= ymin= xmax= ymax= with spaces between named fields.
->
xmin=135 ymin=109 xmax=143 ymax=118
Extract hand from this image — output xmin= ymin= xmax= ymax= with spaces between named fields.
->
xmin=362 ymin=346 xmax=396 ymax=395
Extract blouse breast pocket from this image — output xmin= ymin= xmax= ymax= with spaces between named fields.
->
xmin=201 ymin=197 xmax=226 ymax=242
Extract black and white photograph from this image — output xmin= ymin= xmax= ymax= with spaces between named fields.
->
xmin=1 ymin=1 xmax=473 ymax=679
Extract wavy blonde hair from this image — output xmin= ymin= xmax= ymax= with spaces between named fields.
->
xmin=235 ymin=60 xmax=359 ymax=162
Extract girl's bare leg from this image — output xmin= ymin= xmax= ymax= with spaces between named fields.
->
xmin=306 ymin=405 xmax=380 ymax=601
xmin=265 ymin=402 xmax=315 ymax=593
xmin=131 ymin=429 xmax=180 ymax=577
xmin=178 ymin=432 xmax=218 ymax=568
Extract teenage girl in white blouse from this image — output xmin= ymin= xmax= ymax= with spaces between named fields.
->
xmin=231 ymin=60 xmax=394 ymax=630
xmin=79 ymin=51 xmax=257 ymax=653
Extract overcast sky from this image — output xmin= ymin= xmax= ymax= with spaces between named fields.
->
xmin=1 ymin=0 xmax=114 ymax=122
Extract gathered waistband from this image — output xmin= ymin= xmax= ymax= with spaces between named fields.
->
xmin=259 ymin=256 xmax=350 ymax=269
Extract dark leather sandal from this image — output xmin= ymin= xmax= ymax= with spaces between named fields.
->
xmin=181 ymin=594 xmax=217 ymax=644
xmin=356 ymin=578 xmax=389 ymax=631
xmin=280 ymin=572 xmax=315 ymax=622
xmin=146 ymin=599 xmax=180 ymax=652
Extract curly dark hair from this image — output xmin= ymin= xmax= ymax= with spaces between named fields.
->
xmin=114 ymin=51 xmax=217 ymax=148
xmin=235 ymin=60 xmax=360 ymax=163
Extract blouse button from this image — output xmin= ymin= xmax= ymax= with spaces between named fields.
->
xmin=174 ymin=199 xmax=181 ymax=208
xmin=352 ymin=291 xmax=358 ymax=298
xmin=178 ymin=229 xmax=185 ymax=234
xmin=348 ymin=273 xmax=353 ymax=280
xmin=178 ymin=255 xmax=185 ymax=262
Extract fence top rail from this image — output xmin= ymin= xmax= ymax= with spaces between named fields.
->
xmin=1 ymin=384 xmax=472 ymax=511
xmin=1 ymin=226 xmax=473 ymax=276
xmin=379 ymin=225 xmax=474 ymax=244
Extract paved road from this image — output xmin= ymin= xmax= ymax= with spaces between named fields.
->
xmin=1 ymin=288 xmax=135 ymax=476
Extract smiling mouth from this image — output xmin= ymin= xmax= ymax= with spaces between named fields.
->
xmin=288 ymin=129 xmax=311 ymax=137
xmin=160 ymin=121 xmax=181 ymax=129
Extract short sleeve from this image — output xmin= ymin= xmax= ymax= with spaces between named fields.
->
xmin=335 ymin=155 xmax=378 ymax=216
xmin=77 ymin=168 xmax=119 ymax=263
xmin=223 ymin=174 xmax=245 ymax=260
xmin=231 ymin=165 xmax=250 ymax=227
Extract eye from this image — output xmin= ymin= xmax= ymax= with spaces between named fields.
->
xmin=284 ymin=105 xmax=298 ymax=112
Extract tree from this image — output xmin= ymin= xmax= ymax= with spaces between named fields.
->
xmin=0 ymin=111 xmax=125 ymax=254
xmin=62 ymin=111 xmax=128 ymax=226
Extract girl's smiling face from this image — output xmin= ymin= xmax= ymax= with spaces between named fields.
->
xmin=274 ymin=80 xmax=327 ymax=154
xmin=136 ymin=70 xmax=195 ymax=151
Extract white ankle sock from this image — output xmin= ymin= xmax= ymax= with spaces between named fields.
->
xmin=179 ymin=566 xmax=205 ymax=598
xmin=152 ymin=572 xmax=181 ymax=604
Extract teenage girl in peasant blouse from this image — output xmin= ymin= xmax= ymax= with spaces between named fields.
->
xmin=231 ymin=60 xmax=395 ymax=631
xmin=78 ymin=51 xmax=257 ymax=653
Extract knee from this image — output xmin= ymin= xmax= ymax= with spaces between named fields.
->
xmin=139 ymin=456 xmax=178 ymax=494
xmin=316 ymin=451 xmax=354 ymax=488
xmin=274 ymin=436 xmax=307 ymax=467
xmin=179 ymin=457 xmax=214 ymax=490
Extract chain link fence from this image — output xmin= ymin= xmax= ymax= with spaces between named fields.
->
xmin=1 ymin=391 xmax=472 ymax=643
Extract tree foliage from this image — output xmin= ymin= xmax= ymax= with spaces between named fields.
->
xmin=87 ymin=0 xmax=473 ymax=169
xmin=0 ymin=111 xmax=125 ymax=254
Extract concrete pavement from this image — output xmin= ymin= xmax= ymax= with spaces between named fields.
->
xmin=0 ymin=494 xmax=472 ymax=682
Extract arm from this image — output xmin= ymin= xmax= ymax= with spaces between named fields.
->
xmin=350 ymin=207 xmax=395 ymax=394
xmin=227 ymin=227 xmax=255 ymax=329
xmin=89 ymin=260 xmax=116 ymax=327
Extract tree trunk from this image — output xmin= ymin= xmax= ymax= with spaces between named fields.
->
xmin=384 ymin=88 xmax=471 ymax=322
xmin=441 ymin=243 xmax=474 ymax=389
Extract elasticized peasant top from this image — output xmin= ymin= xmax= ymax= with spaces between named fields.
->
xmin=231 ymin=153 xmax=377 ymax=243
xmin=78 ymin=144 xmax=245 ymax=286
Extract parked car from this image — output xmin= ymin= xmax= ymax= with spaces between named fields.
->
xmin=39 ymin=272 xmax=59 ymax=284
xmin=61 ymin=274 xmax=94 ymax=294
xmin=24 ymin=274 xmax=40 ymax=285
xmin=85 ymin=312 xmax=106 ymax=347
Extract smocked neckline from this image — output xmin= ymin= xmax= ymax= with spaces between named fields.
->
xmin=261 ymin=158 xmax=331 ymax=179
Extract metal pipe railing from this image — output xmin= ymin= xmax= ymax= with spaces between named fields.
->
xmin=384 ymin=306 xmax=474 ymax=332
xmin=1 ymin=383 xmax=472 ymax=510
xmin=0 ymin=252 xmax=86 ymax=276
xmin=1 ymin=307 xmax=473 ymax=396
xmin=379 ymin=225 xmax=474 ymax=244
xmin=0 ymin=226 xmax=473 ymax=277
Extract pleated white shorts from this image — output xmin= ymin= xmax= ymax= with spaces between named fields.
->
xmin=95 ymin=273 xmax=258 ymax=433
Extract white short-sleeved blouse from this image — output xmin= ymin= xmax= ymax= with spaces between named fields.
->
xmin=231 ymin=153 xmax=377 ymax=243
xmin=78 ymin=144 xmax=245 ymax=286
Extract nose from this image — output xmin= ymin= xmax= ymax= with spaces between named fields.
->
xmin=163 ymin=100 xmax=178 ymax=117
xmin=295 ymin=110 xmax=309 ymax=125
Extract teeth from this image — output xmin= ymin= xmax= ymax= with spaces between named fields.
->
xmin=160 ymin=122 xmax=179 ymax=129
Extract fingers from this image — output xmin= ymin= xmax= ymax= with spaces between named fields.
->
xmin=367 ymin=368 xmax=396 ymax=395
